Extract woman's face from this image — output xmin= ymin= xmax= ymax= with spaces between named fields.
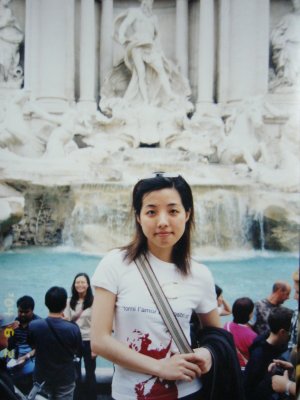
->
xmin=74 ymin=275 xmax=89 ymax=297
xmin=137 ymin=188 xmax=190 ymax=260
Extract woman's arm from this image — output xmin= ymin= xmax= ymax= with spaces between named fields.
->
xmin=17 ymin=349 xmax=36 ymax=364
xmin=219 ymin=298 xmax=232 ymax=316
xmin=199 ymin=308 xmax=222 ymax=328
xmin=193 ymin=309 xmax=222 ymax=373
xmin=91 ymin=287 xmax=205 ymax=381
xmin=63 ymin=298 xmax=72 ymax=320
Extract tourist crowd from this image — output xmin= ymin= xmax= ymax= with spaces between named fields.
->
xmin=0 ymin=271 xmax=298 ymax=400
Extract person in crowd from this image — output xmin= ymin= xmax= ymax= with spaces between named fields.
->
xmin=8 ymin=295 xmax=40 ymax=394
xmin=91 ymin=172 xmax=244 ymax=400
xmin=267 ymin=269 xmax=300 ymax=399
xmin=65 ymin=273 xmax=97 ymax=400
xmin=28 ymin=286 xmax=82 ymax=400
xmin=0 ymin=314 xmax=20 ymax=400
xmin=287 ymin=270 xmax=299 ymax=354
xmin=249 ymin=281 xmax=291 ymax=335
xmin=215 ymin=284 xmax=232 ymax=316
xmin=244 ymin=306 xmax=293 ymax=400
xmin=224 ymin=297 xmax=257 ymax=369
xmin=296 ymin=321 xmax=300 ymax=399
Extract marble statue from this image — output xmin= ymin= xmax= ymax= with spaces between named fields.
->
xmin=115 ymin=0 xmax=174 ymax=105
xmin=217 ymin=97 xmax=269 ymax=171
xmin=0 ymin=91 xmax=88 ymax=158
xmin=0 ymin=91 xmax=42 ymax=156
xmin=165 ymin=111 xmax=224 ymax=162
xmin=0 ymin=0 xmax=23 ymax=87
xmin=252 ymin=112 xmax=300 ymax=189
xmin=71 ymin=107 xmax=135 ymax=154
xmin=99 ymin=0 xmax=194 ymax=147
xmin=100 ymin=0 xmax=190 ymax=109
xmin=42 ymin=110 xmax=80 ymax=159
xmin=275 ymin=113 xmax=300 ymax=185
xmin=270 ymin=0 xmax=300 ymax=91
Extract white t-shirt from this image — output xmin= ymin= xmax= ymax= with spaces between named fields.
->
xmin=92 ymin=249 xmax=217 ymax=400
xmin=65 ymin=299 xmax=92 ymax=341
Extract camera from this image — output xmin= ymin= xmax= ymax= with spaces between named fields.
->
xmin=271 ymin=365 xmax=285 ymax=376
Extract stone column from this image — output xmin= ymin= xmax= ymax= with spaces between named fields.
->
xmin=218 ymin=0 xmax=270 ymax=102
xmin=197 ymin=0 xmax=215 ymax=112
xmin=78 ymin=0 xmax=96 ymax=111
xmin=24 ymin=0 xmax=40 ymax=94
xmin=100 ymin=0 xmax=114 ymax=86
xmin=217 ymin=0 xmax=230 ymax=104
xmin=30 ymin=0 xmax=75 ymax=112
xmin=175 ymin=0 xmax=189 ymax=78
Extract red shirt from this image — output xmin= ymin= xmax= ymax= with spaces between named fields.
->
xmin=224 ymin=321 xmax=257 ymax=367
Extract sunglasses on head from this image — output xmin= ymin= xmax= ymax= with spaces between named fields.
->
xmin=144 ymin=171 xmax=180 ymax=179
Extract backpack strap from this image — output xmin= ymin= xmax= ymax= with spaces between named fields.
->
xmin=45 ymin=318 xmax=75 ymax=359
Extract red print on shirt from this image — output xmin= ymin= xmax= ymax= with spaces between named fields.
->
xmin=135 ymin=376 xmax=178 ymax=399
xmin=127 ymin=330 xmax=178 ymax=399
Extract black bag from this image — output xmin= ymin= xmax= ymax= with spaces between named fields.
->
xmin=197 ymin=327 xmax=246 ymax=400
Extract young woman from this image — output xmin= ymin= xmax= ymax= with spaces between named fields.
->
xmin=91 ymin=173 xmax=221 ymax=399
xmin=223 ymin=297 xmax=257 ymax=369
xmin=65 ymin=273 xmax=97 ymax=400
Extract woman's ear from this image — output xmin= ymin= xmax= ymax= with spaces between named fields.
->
xmin=136 ymin=213 xmax=141 ymax=224
xmin=185 ymin=210 xmax=191 ymax=222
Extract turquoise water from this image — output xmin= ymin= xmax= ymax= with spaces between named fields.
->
xmin=0 ymin=247 xmax=298 ymax=366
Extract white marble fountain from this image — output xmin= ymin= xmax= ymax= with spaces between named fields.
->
xmin=0 ymin=0 xmax=299 ymax=254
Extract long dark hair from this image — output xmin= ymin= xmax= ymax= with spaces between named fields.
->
xmin=122 ymin=173 xmax=195 ymax=275
xmin=232 ymin=297 xmax=254 ymax=324
xmin=70 ymin=273 xmax=94 ymax=311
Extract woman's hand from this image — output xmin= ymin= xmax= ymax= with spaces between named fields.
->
xmin=193 ymin=347 xmax=212 ymax=374
xmin=157 ymin=353 xmax=202 ymax=382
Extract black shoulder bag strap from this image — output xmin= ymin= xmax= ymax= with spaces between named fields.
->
xmin=45 ymin=318 xmax=75 ymax=358
xmin=135 ymin=253 xmax=193 ymax=354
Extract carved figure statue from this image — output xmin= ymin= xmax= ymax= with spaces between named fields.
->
xmin=218 ymin=97 xmax=269 ymax=171
xmin=165 ymin=111 xmax=224 ymax=161
xmin=277 ymin=113 xmax=300 ymax=171
xmin=270 ymin=0 xmax=300 ymax=91
xmin=115 ymin=0 xmax=173 ymax=104
xmin=0 ymin=91 xmax=87 ymax=158
xmin=101 ymin=0 xmax=191 ymax=109
xmin=0 ymin=0 xmax=23 ymax=86
xmin=252 ymin=112 xmax=300 ymax=189
xmin=38 ymin=107 xmax=111 ymax=159
xmin=0 ymin=91 xmax=40 ymax=156
xmin=42 ymin=110 xmax=79 ymax=158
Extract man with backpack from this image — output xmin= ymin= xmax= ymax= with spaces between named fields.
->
xmin=28 ymin=287 xmax=82 ymax=400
